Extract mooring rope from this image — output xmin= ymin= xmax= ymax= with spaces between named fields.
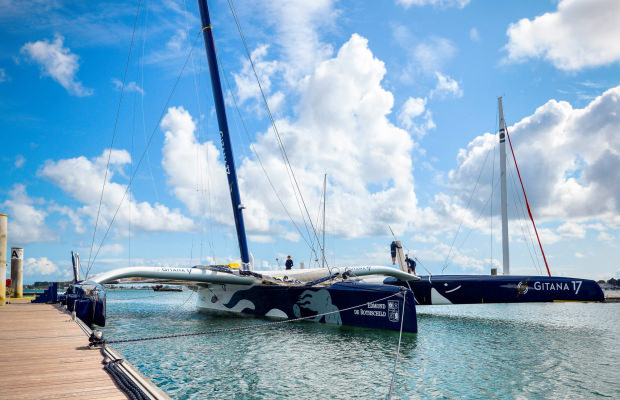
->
xmin=96 ymin=291 xmax=404 ymax=345
xmin=101 ymin=348 xmax=150 ymax=400
xmin=387 ymin=290 xmax=407 ymax=400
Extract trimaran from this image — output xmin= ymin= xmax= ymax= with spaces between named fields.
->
xmin=384 ymin=98 xmax=603 ymax=304
xmin=63 ymin=0 xmax=419 ymax=333
xmin=58 ymin=0 xmax=602 ymax=333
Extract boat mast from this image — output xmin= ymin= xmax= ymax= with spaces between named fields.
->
xmin=322 ymin=173 xmax=326 ymax=269
xmin=498 ymin=97 xmax=510 ymax=275
xmin=198 ymin=0 xmax=251 ymax=269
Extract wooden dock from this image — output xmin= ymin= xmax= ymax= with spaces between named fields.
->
xmin=0 ymin=301 xmax=169 ymax=399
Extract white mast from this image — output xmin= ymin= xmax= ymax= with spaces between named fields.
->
xmin=322 ymin=173 xmax=326 ymax=269
xmin=498 ymin=97 xmax=510 ymax=275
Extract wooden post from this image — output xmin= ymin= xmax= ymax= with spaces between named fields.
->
xmin=11 ymin=247 xmax=23 ymax=298
xmin=0 ymin=213 xmax=7 ymax=306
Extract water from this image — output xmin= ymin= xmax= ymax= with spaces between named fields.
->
xmin=102 ymin=290 xmax=620 ymax=399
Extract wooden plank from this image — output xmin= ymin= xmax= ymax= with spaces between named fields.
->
xmin=0 ymin=303 xmax=130 ymax=399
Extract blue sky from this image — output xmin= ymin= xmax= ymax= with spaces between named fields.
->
xmin=1 ymin=0 xmax=619 ymax=284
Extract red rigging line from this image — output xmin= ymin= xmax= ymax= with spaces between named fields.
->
xmin=504 ymin=124 xmax=552 ymax=277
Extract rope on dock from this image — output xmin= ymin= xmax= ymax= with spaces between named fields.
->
xmin=101 ymin=352 xmax=150 ymax=400
xmin=94 ymin=291 xmax=404 ymax=345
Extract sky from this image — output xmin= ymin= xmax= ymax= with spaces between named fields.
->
xmin=1 ymin=0 xmax=619 ymax=284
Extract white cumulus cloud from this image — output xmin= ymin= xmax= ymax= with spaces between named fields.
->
xmin=557 ymin=222 xmax=586 ymax=239
xmin=39 ymin=149 xmax=195 ymax=235
xmin=24 ymin=257 xmax=58 ymax=276
xmin=112 ymin=79 xmax=144 ymax=95
xmin=261 ymin=0 xmax=337 ymax=85
xmin=431 ymin=72 xmax=463 ymax=99
xmin=399 ymin=97 xmax=435 ymax=137
xmin=20 ymin=34 xmax=92 ymax=96
xmin=447 ymin=86 xmax=620 ymax=229
xmin=161 ymin=34 xmax=418 ymax=241
xmin=232 ymin=44 xmax=283 ymax=113
xmin=160 ymin=106 xmax=232 ymax=226
xmin=1 ymin=185 xmax=53 ymax=244
xmin=505 ymin=0 xmax=620 ymax=70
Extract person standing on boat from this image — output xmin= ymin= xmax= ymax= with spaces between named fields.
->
xmin=405 ymin=254 xmax=417 ymax=276
xmin=285 ymin=255 xmax=294 ymax=270
xmin=390 ymin=241 xmax=400 ymax=265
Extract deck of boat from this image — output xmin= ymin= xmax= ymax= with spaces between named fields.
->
xmin=0 ymin=301 xmax=168 ymax=399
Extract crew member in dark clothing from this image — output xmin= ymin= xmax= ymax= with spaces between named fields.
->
xmin=285 ymin=255 xmax=294 ymax=270
xmin=390 ymin=241 xmax=400 ymax=265
xmin=405 ymin=254 xmax=417 ymax=276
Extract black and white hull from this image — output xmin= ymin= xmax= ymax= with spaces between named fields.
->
xmin=196 ymin=281 xmax=417 ymax=332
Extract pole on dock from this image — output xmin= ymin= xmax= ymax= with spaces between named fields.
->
xmin=11 ymin=247 xmax=23 ymax=298
xmin=0 ymin=213 xmax=7 ymax=306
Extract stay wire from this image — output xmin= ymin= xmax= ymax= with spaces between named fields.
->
xmin=449 ymin=175 xmax=500 ymax=266
xmin=508 ymin=165 xmax=543 ymax=274
xmin=226 ymin=0 xmax=330 ymax=272
xmin=183 ymin=0 xmax=215 ymax=263
xmin=225 ymin=0 xmax=314 ymax=245
xmin=309 ymin=181 xmax=327 ymax=268
xmin=139 ymin=4 xmax=159 ymax=204
xmin=87 ymin=0 xmax=143 ymax=278
xmin=214 ymin=19 xmax=324 ymax=266
xmin=89 ymin=32 xmax=202 ymax=269
xmin=217 ymin=58 xmax=319 ymax=256
xmin=441 ymin=144 xmax=493 ymax=272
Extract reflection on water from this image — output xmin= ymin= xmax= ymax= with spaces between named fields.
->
xmin=102 ymin=290 xmax=620 ymax=399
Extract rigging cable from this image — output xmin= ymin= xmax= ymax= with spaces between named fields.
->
xmin=507 ymin=160 xmax=544 ymax=275
xmin=89 ymin=32 xmax=203 ymax=268
xmin=183 ymin=0 xmax=216 ymax=263
xmin=309 ymin=176 xmax=327 ymax=268
xmin=505 ymin=125 xmax=551 ymax=276
xmin=139 ymin=4 xmax=160 ymax=204
xmin=216 ymin=41 xmax=323 ymax=263
xmin=87 ymin=0 xmax=143 ymax=278
xmin=441 ymin=144 xmax=493 ymax=272
xmin=225 ymin=0 xmax=330 ymax=271
xmin=445 ymin=174 xmax=500 ymax=270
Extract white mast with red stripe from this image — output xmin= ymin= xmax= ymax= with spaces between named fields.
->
xmin=498 ymin=97 xmax=552 ymax=277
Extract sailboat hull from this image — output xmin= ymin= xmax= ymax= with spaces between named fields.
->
xmin=196 ymin=281 xmax=417 ymax=333
xmin=384 ymin=275 xmax=604 ymax=305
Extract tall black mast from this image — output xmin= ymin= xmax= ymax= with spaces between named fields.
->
xmin=197 ymin=0 xmax=251 ymax=269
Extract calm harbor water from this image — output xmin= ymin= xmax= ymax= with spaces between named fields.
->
xmin=101 ymin=289 xmax=619 ymax=399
